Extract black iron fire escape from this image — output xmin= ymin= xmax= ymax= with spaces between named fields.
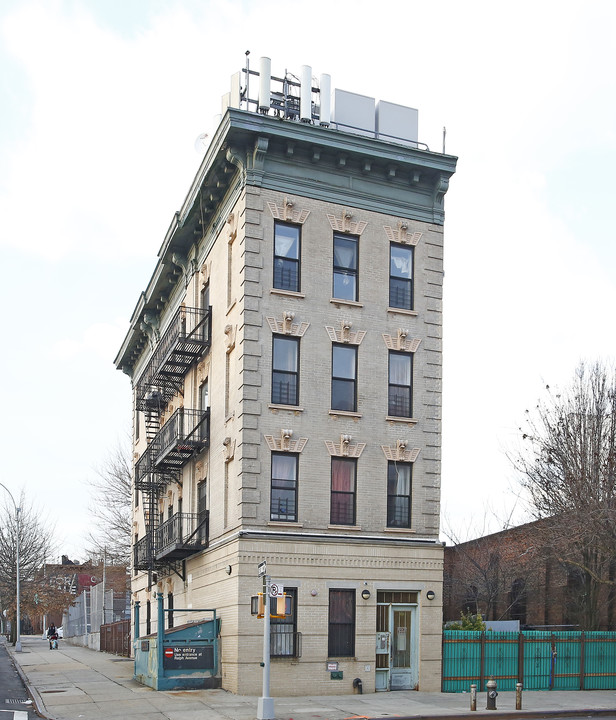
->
xmin=133 ymin=305 xmax=211 ymax=580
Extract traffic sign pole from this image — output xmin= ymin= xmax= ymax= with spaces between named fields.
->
xmin=257 ymin=573 xmax=275 ymax=720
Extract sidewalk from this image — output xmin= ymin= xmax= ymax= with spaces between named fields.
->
xmin=5 ymin=636 xmax=616 ymax=720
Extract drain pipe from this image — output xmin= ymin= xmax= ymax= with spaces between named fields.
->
xmin=352 ymin=677 xmax=363 ymax=694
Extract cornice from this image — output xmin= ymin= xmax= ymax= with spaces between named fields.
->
xmin=115 ymin=108 xmax=457 ymax=375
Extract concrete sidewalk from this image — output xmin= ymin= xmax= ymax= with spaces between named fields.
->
xmin=5 ymin=636 xmax=616 ymax=720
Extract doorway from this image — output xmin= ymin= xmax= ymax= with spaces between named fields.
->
xmin=375 ymin=591 xmax=418 ymax=691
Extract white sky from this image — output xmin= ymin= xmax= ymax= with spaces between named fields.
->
xmin=1 ymin=0 xmax=615 ymax=559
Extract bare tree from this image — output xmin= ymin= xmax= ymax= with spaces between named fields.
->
xmin=86 ymin=441 xmax=132 ymax=566
xmin=443 ymin=511 xmax=543 ymax=624
xmin=513 ymin=360 xmax=616 ymax=629
xmin=0 ymin=492 xmax=56 ymax=644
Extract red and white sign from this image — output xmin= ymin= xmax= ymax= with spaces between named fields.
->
xmin=164 ymin=648 xmax=174 ymax=658
xmin=269 ymin=582 xmax=284 ymax=598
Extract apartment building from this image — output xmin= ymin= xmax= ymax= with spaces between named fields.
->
xmin=114 ymin=58 xmax=457 ymax=695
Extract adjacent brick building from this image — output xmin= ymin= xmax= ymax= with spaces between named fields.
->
xmin=115 ymin=57 xmax=457 ymax=694
xmin=443 ymin=518 xmax=616 ymax=630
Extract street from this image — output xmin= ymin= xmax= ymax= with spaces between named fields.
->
xmin=0 ymin=642 xmax=35 ymax=720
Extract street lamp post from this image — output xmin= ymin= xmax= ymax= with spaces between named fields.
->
xmin=0 ymin=482 xmax=22 ymax=653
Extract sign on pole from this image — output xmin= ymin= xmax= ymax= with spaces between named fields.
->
xmin=269 ymin=582 xmax=284 ymax=598
xmin=258 ymin=561 xmax=267 ymax=577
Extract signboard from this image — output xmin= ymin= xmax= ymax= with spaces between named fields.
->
xmin=162 ymin=644 xmax=214 ymax=670
xmin=327 ymin=661 xmax=339 ymax=671
xmin=269 ymin=582 xmax=284 ymax=598
xmin=258 ymin=561 xmax=267 ymax=577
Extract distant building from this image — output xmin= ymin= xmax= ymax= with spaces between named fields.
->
xmin=443 ymin=518 xmax=616 ymax=630
xmin=115 ymin=57 xmax=457 ymax=694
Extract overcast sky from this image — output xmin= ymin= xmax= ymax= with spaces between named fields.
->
xmin=1 ymin=0 xmax=615 ymax=560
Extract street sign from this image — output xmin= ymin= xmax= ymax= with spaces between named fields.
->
xmin=269 ymin=582 xmax=284 ymax=598
xmin=258 ymin=561 xmax=267 ymax=577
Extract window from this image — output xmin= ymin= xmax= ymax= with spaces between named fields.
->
xmin=146 ymin=600 xmax=151 ymax=636
xmin=197 ymin=481 xmax=208 ymax=542
xmin=328 ymin=589 xmax=355 ymax=656
xmin=201 ymin=281 xmax=210 ymax=342
xmin=390 ymin=243 xmax=413 ymax=310
xmin=387 ymin=461 xmax=412 ymax=528
xmin=333 ymin=233 xmax=358 ymax=301
xmin=271 ymin=587 xmax=298 ymax=657
xmin=388 ymin=351 xmax=412 ymax=417
xmin=200 ymin=378 xmax=209 ymax=410
xmin=331 ymin=344 xmax=357 ymax=412
xmin=167 ymin=592 xmax=174 ymax=629
xmin=270 ymin=453 xmax=298 ymax=522
xmin=331 ymin=458 xmax=356 ymax=525
xmin=274 ymin=222 xmax=301 ymax=292
xmin=272 ymin=336 xmax=299 ymax=406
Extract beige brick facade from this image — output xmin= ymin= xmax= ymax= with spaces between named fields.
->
xmin=117 ymin=103 xmax=456 ymax=695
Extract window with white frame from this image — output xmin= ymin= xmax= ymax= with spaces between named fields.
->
xmin=387 ymin=461 xmax=412 ymax=528
xmin=388 ymin=351 xmax=412 ymax=417
xmin=389 ymin=243 xmax=413 ymax=310
xmin=270 ymin=452 xmax=298 ymax=522
xmin=333 ymin=233 xmax=358 ymax=301
xmin=274 ymin=222 xmax=301 ymax=292
xmin=331 ymin=344 xmax=357 ymax=412
xmin=272 ymin=336 xmax=300 ymax=406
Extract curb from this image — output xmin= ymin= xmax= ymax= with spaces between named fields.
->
xmin=5 ymin=644 xmax=56 ymax=720
xmin=366 ymin=712 xmax=616 ymax=720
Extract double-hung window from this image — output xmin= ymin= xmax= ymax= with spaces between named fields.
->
xmin=331 ymin=344 xmax=357 ymax=412
xmin=330 ymin=458 xmax=356 ymax=525
xmin=333 ymin=233 xmax=358 ymax=301
xmin=387 ymin=461 xmax=412 ymax=528
xmin=388 ymin=351 xmax=412 ymax=418
xmin=270 ymin=453 xmax=298 ymax=522
xmin=197 ymin=480 xmax=208 ymax=543
xmin=328 ymin=589 xmax=355 ymax=656
xmin=274 ymin=222 xmax=301 ymax=292
xmin=272 ymin=336 xmax=299 ymax=406
xmin=390 ymin=243 xmax=413 ymax=310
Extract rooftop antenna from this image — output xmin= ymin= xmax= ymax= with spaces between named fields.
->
xmin=443 ymin=126 xmax=446 ymax=154
xmin=244 ymin=50 xmax=250 ymax=111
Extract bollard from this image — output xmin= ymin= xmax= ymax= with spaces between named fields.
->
xmin=486 ymin=677 xmax=498 ymax=710
xmin=470 ymin=684 xmax=477 ymax=711
xmin=516 ymin=682 xmax=523 ymax=710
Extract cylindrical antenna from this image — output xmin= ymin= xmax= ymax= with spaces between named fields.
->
xmin=300 ymin=65 xmax=312 ymax=122
xmin=259 ymin=57 xmax=271 ymax=114
xmin=319 ymin=73 xmax=331 ymax=126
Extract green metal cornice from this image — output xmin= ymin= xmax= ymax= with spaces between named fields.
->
xmin=115 ymin=108 xmax=457 ymax=375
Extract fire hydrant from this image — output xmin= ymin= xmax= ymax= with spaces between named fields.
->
xmin=486 ymin=677 xmax=498 ymax=710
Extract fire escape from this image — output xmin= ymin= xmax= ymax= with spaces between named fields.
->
xmin=133 ymin=305 xmax=211 ymax=580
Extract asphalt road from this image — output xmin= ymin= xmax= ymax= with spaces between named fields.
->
xmin=0 ymin=643 xmax=35 ymax=720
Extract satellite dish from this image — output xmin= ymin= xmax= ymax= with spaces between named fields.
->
xmin=194 ymin=132 xmax=209 ymax=153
